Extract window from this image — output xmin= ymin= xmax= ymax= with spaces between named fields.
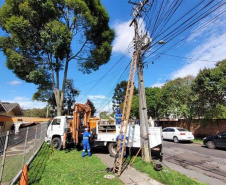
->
xmin=177 ymin=128 xmax=188 ymax=132
xmin=168 ymin=128 xmax=175 ymax=132
xmin=0 ymin=122 xmax=4 ymax=132
xmin=219 ymin=131 xmax=226 ymax=137
xmin=52 ymin=119 xmax=61 ymax=125
xmin=162 ymin=128 xmax=169 ymax=132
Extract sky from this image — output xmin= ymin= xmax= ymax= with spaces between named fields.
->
xmin=0 ymin=0 xmax=226 ymax=113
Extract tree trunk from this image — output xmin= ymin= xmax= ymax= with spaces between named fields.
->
xmin=55 ymin=90 xmax=63 ymax=116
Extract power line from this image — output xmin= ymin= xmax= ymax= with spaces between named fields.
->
xmin=158 ymin=53 xmax=219 ymax=63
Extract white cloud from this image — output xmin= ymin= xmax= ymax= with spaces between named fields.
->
xmin=2 ymin=97 xmax=46 ymax=109
xmin=95 ymin=101 xmax=113 ymax=116
xmin=19 ymin=101 xmax=47 ymax=109
xmin=112 ymin=19 xmax=134 ymax=55
xmin=112 ymin=18 xmax=150 ymax=58
xmin=151 ymin=83 xmax=164 ymax=88
xmin=88 ymin=95 xmax=106 ymax=100
xmin=186 ymin=6 xmax=226 ymax=43
xmin=14 ymin=96 xmax=29 ymax=101
xmin=171 ymin=19 xmax=226 ymax=79
xmin=8 ymin=80 xmax=22 ymax=86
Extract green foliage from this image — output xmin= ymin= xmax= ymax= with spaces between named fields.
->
xmin=130 ymin=87 xmax=161 ymax=119
xmin=89 ymin=100 xmax=97 ymax=116
xmin=192 ymin=59 xmax=226 ymax=118
xmin=63 ymin=79 xmax=80 ymax=115
xmin=146 ymin=87 xmax=162 ymax=119
xmin=130 ymin=95 xmax=139 ymax=118
xmin=129 ymin=60 xmax=226 ymax=121
xmin=28 ymin=144 xmax=122 ymax=185
xmin=23 ymin=108 xmax=47 ymax=117
xmin=99 ymin=111 xmax=109 ymax=119
xmin=112 ymin=81 xmax=128 ymax=112
xmin=33 ymin=79 xmax=79 ymax=116
xmin=160 ymin=76 xmax=195 ymax=121
xmin=0 ymin=0 xmax=114 ymax=115
xmin=130 ymin=157 xmax=204 ymax=185
xmin=112 ymin=81 xmax=138 ymax=112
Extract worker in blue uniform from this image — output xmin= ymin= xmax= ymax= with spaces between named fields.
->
xmin=82 ymin=128 xmax=92 ymax=157
xmin=116 ymin=132 xmax=128 ymax=157
xmin=115 ymin=108 xmax=122 ymax=125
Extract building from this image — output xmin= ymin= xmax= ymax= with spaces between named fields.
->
xmin=0 ymin=101 xmax=23 ymax=132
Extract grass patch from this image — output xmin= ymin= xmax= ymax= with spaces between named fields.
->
xmin=130 ymin=157 xmax=205 ymax=185
xmin=26 ymin=144 xmax=122 ymax=185
xmin=2 ymin=154 xmax=23 ymax=183
xmin=192 ymin=138 xmax=203 ymax=144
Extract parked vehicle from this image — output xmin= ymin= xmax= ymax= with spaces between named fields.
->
xmin=162 ymin=127 xmax=194 ymax=143
xmin=45 ymin=100 xmax=163 ymax=158
xmin=203 ymin=131 xmax=226 ymax=149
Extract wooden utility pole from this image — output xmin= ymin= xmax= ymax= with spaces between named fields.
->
xmin=129 ymin=0 xmax=151 ymax=162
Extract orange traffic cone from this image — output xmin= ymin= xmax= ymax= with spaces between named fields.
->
xmin=19 ymin=164 xmax=28 ymax=185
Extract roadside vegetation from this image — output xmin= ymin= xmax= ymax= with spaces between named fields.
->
xmin=24 ymin=144 xmax=122 ymax=185
xmin=16 ymin=143 xmax=206 ymax=185
xmin=113 ymin=60 xmax=226 ymax=121
xmin=192 ymin=138 xmax=203 ymax=144
xmin=130 ymin=157 xmax=205 ymax=185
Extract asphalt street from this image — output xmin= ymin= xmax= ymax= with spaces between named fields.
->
xmin=162 ymin=140 xmax=226 ymax=185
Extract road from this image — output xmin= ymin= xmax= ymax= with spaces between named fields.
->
xmin=163 ymin=140 xmax=226 ymax=185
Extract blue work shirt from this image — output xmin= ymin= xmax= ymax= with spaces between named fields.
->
xmin=83 ymin=131 xmax=92 ymax=143
xmin=116 ymin=134 xmax=128 ymax=145
xmin=115 ymin=113 xmax=122 ymax=125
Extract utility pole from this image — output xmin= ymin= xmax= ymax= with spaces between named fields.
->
xmin=129 ymin=0 xmax=151 ymax=162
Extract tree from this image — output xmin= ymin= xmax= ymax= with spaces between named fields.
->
xmin=23 ymin=108 xmax=47 ymax=118
xmin=130 ymin=95 xmax=139 ymax=118
xmin=0 ymin=0 xmax=114 ymax=115
xmin=112 ymin=81 xmax=138 ymax=112
xmin=33 ymin=79 xmax=79 ymax=116
xmin=64 ymin=79 xmax=80 ymax=115
xmin=130 ymin=87 xmax=161 ymax=120
xmin=99 ymin=111 xmax=113 ymax=123
xmin=89 ymin=100 xmax=96 ymax=116
xmin=160 ymin=76 xmax=196 ymax=130
xmin=145 ymin=87 xmax=161 ymax=119
xmin=192 ymin=60 xmax=226 ymax=118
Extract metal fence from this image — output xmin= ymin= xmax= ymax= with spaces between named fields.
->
xmin=0 ymin=123 xmax=48 ymax=185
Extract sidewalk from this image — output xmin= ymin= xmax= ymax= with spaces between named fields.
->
xmin=95 ymin=153 xmax=163 ymax=185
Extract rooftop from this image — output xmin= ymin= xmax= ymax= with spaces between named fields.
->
xmin=0 ymin=101 xmax=23 ymax=116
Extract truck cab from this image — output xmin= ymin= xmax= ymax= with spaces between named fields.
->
xmin=45 ymin=116 xmax=72 ymax=150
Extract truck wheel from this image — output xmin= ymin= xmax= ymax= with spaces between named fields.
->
xmin=108 ymin=143 xmax=117 ymax=157
xmin=51 ymin=137 xmax=62 ymax=150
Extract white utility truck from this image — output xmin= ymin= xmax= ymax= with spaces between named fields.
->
xmin=45 ymin=115 xmax=163 ymax=159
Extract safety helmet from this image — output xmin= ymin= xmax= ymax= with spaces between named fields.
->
xmin=117 ymin=108 xmax=121 ymax=113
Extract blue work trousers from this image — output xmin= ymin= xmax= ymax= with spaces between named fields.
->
xmin=120 ymin=143 xmax=126 ymax=157
xmin=82 ymin=141 xmax=91 ymax=157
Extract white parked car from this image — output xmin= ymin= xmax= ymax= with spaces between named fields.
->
xmin=162 ymin=127 xmax=194 ymax=143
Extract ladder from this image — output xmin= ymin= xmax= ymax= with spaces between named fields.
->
xmin=112 ymin=51 xmax=138 ymax=176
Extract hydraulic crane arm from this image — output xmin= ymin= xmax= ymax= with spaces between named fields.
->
xmin=72 ymin=99 xmax=91 ymax=145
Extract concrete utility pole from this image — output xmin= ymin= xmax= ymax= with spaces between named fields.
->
xmin=129 ymin=0 xmax=151 ymax=162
